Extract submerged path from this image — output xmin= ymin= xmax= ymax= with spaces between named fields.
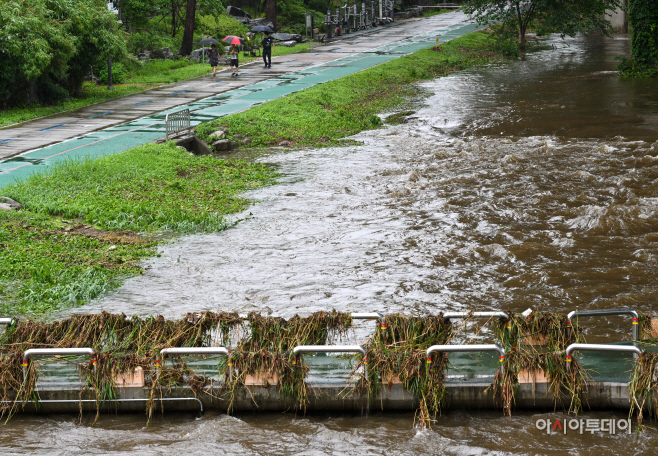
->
xmin=0 ymin=12 xmax=480 ymax=187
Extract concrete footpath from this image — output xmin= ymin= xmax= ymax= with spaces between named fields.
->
xmin=0 ymin=12 xmax=479 ymax=187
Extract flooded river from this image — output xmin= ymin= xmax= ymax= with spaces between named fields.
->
xmin=6 ymin=34 xmax=658 ymax=454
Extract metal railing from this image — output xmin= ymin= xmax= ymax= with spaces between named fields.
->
xmin=165 ymin=108 xmax=190 ymax=139
xmin=292 ymin=345 xmax=367 ymax=377
xmin=443 ymin=311 xmax=511 ymax=332
xmin=426 ymin=344 xmax=506 ymax=373
xmin=351 ymin=312 xmax=383 ymax=320
xmin=159 ymin=346 xmax=231 ymax=380
xmin=567 ymin=308 xmax=640 ymax=341
xmin=0 ymin=318 xmax=13 ymax=326
xmin=23 ymin=348 xmax=96 ymax=379
xmin=292 ymin=345 xmax=366 ymax=357
xmin=443 ymin=311 xmax=510 ymax=321
xmin=564 ymin=343 xmax=644 ymax=371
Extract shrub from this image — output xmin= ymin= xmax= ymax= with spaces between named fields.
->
xmin=98 ymin=62 xmax=127 ymax=85
xmin=197 ymin=14 xmax=249 ymax=41
xmin=127 ymin=30 xmax=167 ymax=54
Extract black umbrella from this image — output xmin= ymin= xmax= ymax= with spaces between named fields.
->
xmin=251 ymin=25 xmax=274 ymax=33
xmin=196 ymin=37 xmax=219 ymax=45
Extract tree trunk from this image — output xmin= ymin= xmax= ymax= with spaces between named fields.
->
xmin=179 ymin=0 xmax=197 ymax=55
xmin=266 ymin=0 xmax=276 ymax=31
xmin=519 ymin=25 xmax=526 ymax=60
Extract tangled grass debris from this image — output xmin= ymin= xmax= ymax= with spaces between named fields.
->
xmin=0 ymin=309 xmax=645 ymax=426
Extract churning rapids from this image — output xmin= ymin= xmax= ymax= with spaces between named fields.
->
xmin=4 ymin=34 xmax=658 ymax=455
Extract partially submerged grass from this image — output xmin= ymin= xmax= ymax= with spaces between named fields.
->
xmin=196 ymin=31 xmax=507 ymax=148
xmin=0 ymin=142 xmax=276 ymax=315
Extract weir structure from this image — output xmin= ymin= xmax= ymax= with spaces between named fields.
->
xmin=0 ymin=308 xmax=653 ymax=416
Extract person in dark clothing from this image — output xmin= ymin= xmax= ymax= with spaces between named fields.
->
xmin=261 ymin=32 xmax=275 ymax=69
xmin=208 ymin=44 xmax=219 ymax=77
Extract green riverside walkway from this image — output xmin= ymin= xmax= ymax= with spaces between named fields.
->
xmin=0 ymin=15 xmax=481 ymax=188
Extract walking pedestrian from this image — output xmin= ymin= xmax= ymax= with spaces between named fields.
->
xmin=230 ymin=44 xmax=239 ymax=76
xmin=261 ymin=32 xmax=275 ymax=69
xmin=208 ymin=44 xmax=219 ymax=77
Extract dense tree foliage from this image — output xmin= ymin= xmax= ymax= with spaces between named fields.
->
xmin=462 ymin=0 xmax=622 ymax=57
xmin=0 ymin=0 xmax=125 ymax=107
xmin=628 ymin=0 xmax=658 ymax=69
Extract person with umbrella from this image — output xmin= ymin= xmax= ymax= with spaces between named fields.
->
xmin=208 ymin=44 xmax=219 ymax=77
xmin=252 ymin=25 xmax=275 ymax=69
xmin=223 ymin=35 xmax=245 ymax=77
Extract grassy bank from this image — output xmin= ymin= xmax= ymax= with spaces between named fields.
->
xmin=0 ymin=142 xmax=276 ymax=315
xmin=1 ymin=31 xmax=505 ymax=317
xmin=197 ymin=31 xmax=506 ymax=148
xmin=0 ymin=44 xmax=315 ymax=128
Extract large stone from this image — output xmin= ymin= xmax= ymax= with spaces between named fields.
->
xmin=212 ymin=139 xmax=231 ymax=151
xmin=161 ymin=47 xmax=175 ymax=59
xmin=272 ymin=33 xmax=303 ymax=43
xmin=210 ymin=130 xmax=226 ymax=139
xmin=277 ymin=40 xmax=298 ymax=48
xmin=189 ymin=47 xmax=210 ymax=63
xmin=227 ymin=6 xmax=251 ymax=19
xmin=0 ymin=197 xmax=21 ymax=211
xmin=248 ymin=18 xmax=274 ymax=29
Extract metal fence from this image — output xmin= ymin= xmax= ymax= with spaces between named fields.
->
xmin=165 ymin=108 xmax=190 ymax=139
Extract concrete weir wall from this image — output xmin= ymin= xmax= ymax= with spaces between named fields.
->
xmin=11 ymin=381 xmax=632 ymax=415
xmin=608 ymin=1 xmax=628 ymax=33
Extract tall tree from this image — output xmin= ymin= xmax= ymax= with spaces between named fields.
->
xmin=179 ymin=0 xmax=197 ymax=55
xmin=0 ymin=0 xmax=125 ymax=107
xmin=628 ymin=0 xmax=658 ymax=68
xmin=462 ymin=0 xmax=623 ymax=58
xmin=266 ymin=0 xmax=277 ymax=31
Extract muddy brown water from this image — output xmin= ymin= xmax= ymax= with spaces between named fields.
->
xmin=5 ymin=34 xmax=658 ymax=454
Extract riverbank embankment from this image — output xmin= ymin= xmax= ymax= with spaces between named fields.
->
xmin=0 ymin=30 xmax=509 ymax=317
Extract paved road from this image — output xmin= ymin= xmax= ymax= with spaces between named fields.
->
xmin=0 ymin=12 xmax=478 ymax=187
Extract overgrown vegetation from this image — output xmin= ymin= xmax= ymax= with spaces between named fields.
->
xmin=618 ymin=0 xmax=658 ymax=77
xmin=0 ymin=142 xmax=276 ymax=315
xmin=0 ymin=0 xmax=126 ymax=108
xmin=462 ymin=0 xmax=622 ymax=57
xmin=197 ymin=31 xmax=507 ymax=148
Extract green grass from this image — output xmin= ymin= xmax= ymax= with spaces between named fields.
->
xmin=196 ymin=31 xmax=506 ymax=148
xmin=0 ymin=82 xmax=158 ymax=128
xmin=0 ymin=210 xmax=155 ymax=315
xmin=2 ymin=142 xmax=276 ymax=233
xmin=422 ymin=7 xmax=453 ymax=17
xmin=0 ymin=142 xmax=277 ymax=315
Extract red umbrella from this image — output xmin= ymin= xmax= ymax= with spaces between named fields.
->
xmin=223 ymin=36 xmax=245 ymax=45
